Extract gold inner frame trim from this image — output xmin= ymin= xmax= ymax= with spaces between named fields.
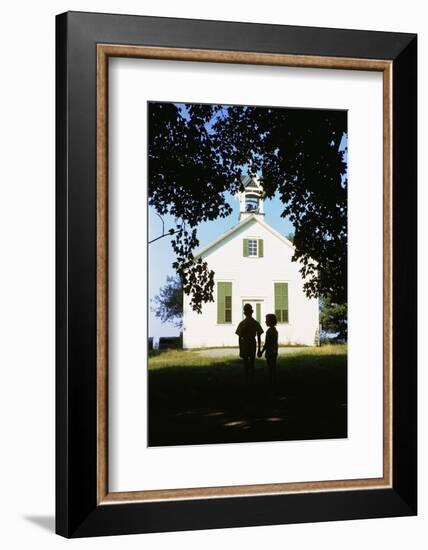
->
xmin=96 ymin=44 xmax=393 ymax=505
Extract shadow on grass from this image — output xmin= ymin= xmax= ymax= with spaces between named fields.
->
xmin=148 ymin=351 xmax=347 ymax=447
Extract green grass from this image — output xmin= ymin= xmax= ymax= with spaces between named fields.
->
xmin=148 ymin=344 xmax=347 ymax=447
xmin=149 ymin=344 xmax=346 ymax=369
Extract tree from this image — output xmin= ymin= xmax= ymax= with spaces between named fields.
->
xmin=149 ymin=103 xmax=233 ymax=313
xmin=320 ymin=296 xmax=347 ymax=340
xmin=152 ymin=276 xmax=183 ymax=328
xmin=149 ymin=102 xmax=347 ymax=312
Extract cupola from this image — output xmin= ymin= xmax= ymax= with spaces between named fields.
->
xmin=236 ymin=174 xmax=265 ymax=221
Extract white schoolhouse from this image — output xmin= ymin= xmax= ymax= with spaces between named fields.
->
xmin=182 ymin=175 xmax=319 ymax=348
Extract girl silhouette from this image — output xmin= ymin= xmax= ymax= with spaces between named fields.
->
xmin=258 ymin=314 xmax=278 ymax=384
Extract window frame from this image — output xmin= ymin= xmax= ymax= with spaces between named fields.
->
xmin=247 ymin=238 xmax=258 ymax=257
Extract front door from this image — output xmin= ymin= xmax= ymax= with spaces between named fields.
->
xmin=242 ymin=300 xmax=263 ymax=323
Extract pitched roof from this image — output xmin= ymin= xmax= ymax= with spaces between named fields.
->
xmin=241 ymin=174 xmax=261 ymax=190
xmin=194 ymin=214 xmax=294 ymax=259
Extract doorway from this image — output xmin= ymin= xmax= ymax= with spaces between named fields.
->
xmin=242 ymin=300 xmax=263 ymax=323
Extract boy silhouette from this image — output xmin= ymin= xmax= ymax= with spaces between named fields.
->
xmin=235 ymin=303 xmax=264 ymax=380
xmin=258 ymin=314 xmax=279 ymax=384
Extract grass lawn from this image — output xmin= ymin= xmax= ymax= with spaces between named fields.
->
xmin=148 ymin=344 xmax=347 ymax=447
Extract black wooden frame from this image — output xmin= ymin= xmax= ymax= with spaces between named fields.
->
xmin=56 ymin=11 xmax=417 ymax=538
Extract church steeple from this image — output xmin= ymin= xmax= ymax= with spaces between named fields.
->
xmin=236 ymin=174 xmax=265 ymax=222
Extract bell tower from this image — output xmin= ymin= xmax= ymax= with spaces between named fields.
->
xmin=236 ymin=174 xmax=265 ymax=222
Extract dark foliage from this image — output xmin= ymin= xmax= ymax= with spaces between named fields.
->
xmin=320 ymin=295 xmax=348 ymax=340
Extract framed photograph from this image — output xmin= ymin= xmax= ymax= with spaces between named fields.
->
xmin=56 ymin=11 xmax=417 ymax=537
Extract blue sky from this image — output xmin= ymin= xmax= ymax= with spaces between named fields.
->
xmin=148 ymin=191 xmax=295 ymax=340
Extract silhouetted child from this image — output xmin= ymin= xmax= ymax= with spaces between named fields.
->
xmin=235 ymin=303 xmax=264 ymax=381
xmin=258 ymin=314 xmax=278 ymax=384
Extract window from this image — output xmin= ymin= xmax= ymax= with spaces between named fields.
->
xmin=248 ymin=239 xmax=258 ymax=257
xmin=243 ymin=238 xmax=264 ymax=257
xmin=225 ymin=295 xmax=232 ymax=323
xmin=274 ymin=282 xmax=289 ymax=323
xmin=245 ymin=194 xmax=259 ymax=212
xmin=217 ymin=282 xmax=232 ymax=324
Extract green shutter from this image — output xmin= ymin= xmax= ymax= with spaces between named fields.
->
xmin=258 ymin=239 xmax=264 ymax=257
xmin=217 ymin=283 xmax=225 ymax=324
xmin=256 ymin=303 xmax=261 ymax=323
xmin=274 ymin=283 xmax=280 ymax=306
xmin=274 ymin=283 xmax=289 ymax=323
xmin=243 ymin=239 xmax=249 ymax=257
xmin=283 ymin=283 xmax=289 ymax=322
xmin=274 ymin=283 xmax=280 ymax=320
xmin=225 ymin=282 xmax=232 ymax=323
xmin=217 ymin=282 xmax=232 ymax=324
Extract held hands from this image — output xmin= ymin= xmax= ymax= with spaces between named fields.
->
xmin=257 ymin=350 xmax=263 ymax=358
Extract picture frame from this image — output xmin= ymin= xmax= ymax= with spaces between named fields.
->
xmin=56 ymin=11 xmax=417 ymax=537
